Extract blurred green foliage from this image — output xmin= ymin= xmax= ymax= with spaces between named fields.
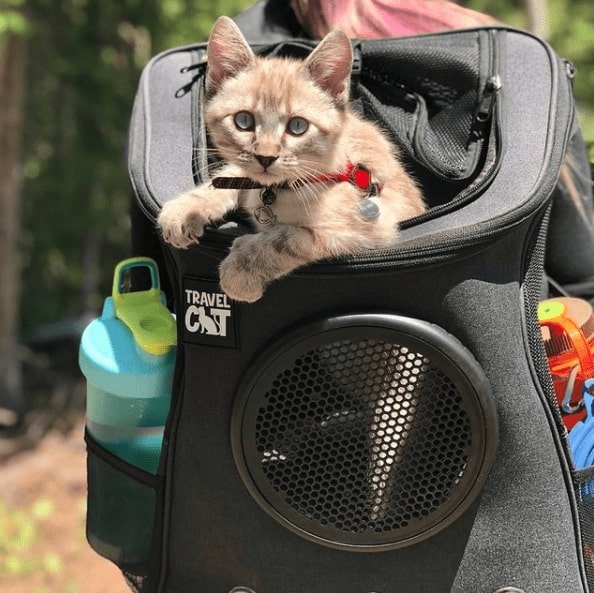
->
xmin=462 ymin=0 xmax=594 ymax=152
xmin=11 ymin=0 xmax=253 ymax=332
xmin=0 ymin=497 xmax=62 ymax=579
xmin=1 ymin=0 xmax=593 ymax=332
xmin=0 ymin=0 xmax=30 ymax=42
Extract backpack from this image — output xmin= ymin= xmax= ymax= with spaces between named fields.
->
xmin=87 ymin=9 xmax=594 ymax=593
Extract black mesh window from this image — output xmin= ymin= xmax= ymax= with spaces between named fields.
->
xmin=233 ymin=316 xmax=497 ymax=551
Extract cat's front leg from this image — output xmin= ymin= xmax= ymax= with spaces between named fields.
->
xmin=219 ymin=229 xmax=310 ymax=302
xmin=219 ymin=234 xmax=273 ymax=303
xmin=158 ymin=185 xmax=239 ymax=249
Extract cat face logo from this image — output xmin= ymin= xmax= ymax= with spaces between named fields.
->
xmin=183 ymin=277 xmax=237 ymax=348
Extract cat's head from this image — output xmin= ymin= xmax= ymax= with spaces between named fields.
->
xmin=204 ymin=16 xmax=353 ymax=186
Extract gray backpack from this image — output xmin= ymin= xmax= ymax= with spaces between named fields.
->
xmin=87 ymin=6 xmax=594 ymax=593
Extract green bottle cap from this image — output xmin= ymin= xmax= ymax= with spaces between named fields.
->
xmin=112 ymin=257 xmax=176 ymax=356
xmin=537 ymin=299 xmax=566 ymax=322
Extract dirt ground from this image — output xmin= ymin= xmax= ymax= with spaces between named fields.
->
xmin=0 ymin=415 xmax=131 ymax=593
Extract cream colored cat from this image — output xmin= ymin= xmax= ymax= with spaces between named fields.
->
xmin=158 ymin=16 xmax=426 ymax=302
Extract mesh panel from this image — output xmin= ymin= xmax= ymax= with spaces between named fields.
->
xmin=85 ymin=434 xmax=155 ymax=592
xmin=123 ymin=570 xmax=147 ymax=593
xmin=358 ymin=33 xmax=485 ymax=181
xmin=574 ymin=471 xmax=594 ymax=588
xmin=86 ymin=436 xmax=157 ymax=566
xmin=234 ymin=318 xmax=496 ymax=551
xmin=422 ymin=89 xmax=478 ymax=173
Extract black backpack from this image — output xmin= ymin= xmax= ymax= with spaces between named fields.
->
xmin=87 ymin=5 xmax=594 ymax=593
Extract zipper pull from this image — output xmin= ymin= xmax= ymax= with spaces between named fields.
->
xmin=175 ymin=61 xmax=207 ymax=98
xmin=563 ymin=59 xmax=577 ymax=81
xmin=476 ymin=75 xmax=502 ymax=123
xmin=180 ymin=62 xmax=206 ymax=74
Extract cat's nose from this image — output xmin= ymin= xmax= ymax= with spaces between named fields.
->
xmin=255 ymin=155 xmax=278 ymax=170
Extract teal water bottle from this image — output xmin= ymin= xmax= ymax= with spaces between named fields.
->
xmin=79 ymin=257 xmax=177 ymax=474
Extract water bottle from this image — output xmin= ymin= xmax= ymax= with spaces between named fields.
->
xmin=79 ymin=257 xmax=177 ymax=474
xmin=538 ymin=297 xmax=594 ymax=429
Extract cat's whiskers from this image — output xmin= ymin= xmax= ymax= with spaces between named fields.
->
xmin=296 ymin=160 xmax=339 ymax=182
xmin=169 ymin=144 xmax=228 ymax=177
xmin=237 ymin=151 xmax=252 ymax=165
xmin=288 ymin=165 xmax=324 ymax=207
xmin=171 ymin=144 xmax=220 ymax=160
xmin=292 ymin=185 xmax=318 ymax=217
xmin=294 ymin=163 xmax=337 ymax=190
xmin=289 ymin=173 xmax=339 ymax=218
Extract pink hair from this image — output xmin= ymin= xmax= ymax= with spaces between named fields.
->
xmin=291 ymin=0 xmax=498 ymax=39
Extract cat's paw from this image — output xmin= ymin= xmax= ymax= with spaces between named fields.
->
xmin=219 ymin=250 xmax=266 ymax=303
xmin=157 ymin=198 xmax=207 ymax=249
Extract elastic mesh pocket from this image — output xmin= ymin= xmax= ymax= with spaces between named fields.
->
xmin=574 ymin=469 xmax=594 ymax=588
xmin=86 ymin=432 xmax=159 ymax=580
xmin=359 ymin=32 xmax=486 ymax=181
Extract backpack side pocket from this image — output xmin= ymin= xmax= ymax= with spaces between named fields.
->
xmin=85 ymin=430 xmax=161 ymax=590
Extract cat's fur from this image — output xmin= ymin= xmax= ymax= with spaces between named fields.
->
xmin=158 ymin=16 xmax=426 ymax=302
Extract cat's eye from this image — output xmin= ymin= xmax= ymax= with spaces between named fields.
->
xmin=287 ymin=117 xmax=309 ymax=136
xmin=234 ymin=111 xmax=255 ymax=131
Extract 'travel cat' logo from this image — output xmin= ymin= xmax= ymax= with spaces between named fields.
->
xmin=183 ymin=277 xmax=236 ymax=347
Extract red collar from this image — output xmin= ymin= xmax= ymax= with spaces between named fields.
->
xmin=292 ymin=162 xmax=380 ymax=194
xmin=211 ymin=162 xmax=381 ymax=196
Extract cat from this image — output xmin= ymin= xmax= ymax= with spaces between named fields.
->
xmin=158 ymin=15 xmax=426 ymax=302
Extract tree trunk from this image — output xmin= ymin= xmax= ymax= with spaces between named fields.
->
xmin=0 ymin=34 xmax=26 ymax=425
xmin=523 ymin=0 xmax=549 ymax=39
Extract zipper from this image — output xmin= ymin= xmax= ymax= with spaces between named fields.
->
xmin=158 ymin=30 xmax=510 ymax=271
xmin=175 ymin=60 xmax=207 ymax=98
xmin=138 ymin=28 xmax=570 ymax=277
xmin=322 ymin=29 xmax=576 ymax=274
xmin=188 ymin=48 xmax=210 ymax=187
xmin=409 ymin=29 xmax=501 ymax=184
xmin=197 ymin=194 xmax=549 ymax=275
xmin=476 ymin=74 xmax=502 ymax=124
xmin=311 ymin=209 xmax=540 ymax=271
xmin=476 ymin=30 xmax=502 ymax=125
xmin=402 ymin=30 xmax=503 ymax=229
xmin=130 ymin=45 xmax=208 ymax=224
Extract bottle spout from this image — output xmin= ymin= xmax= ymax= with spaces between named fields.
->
xmin=111 ymin=258 xmax=177 ymax=356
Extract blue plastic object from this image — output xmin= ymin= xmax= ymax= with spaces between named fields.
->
xmin=79 ymin=258 xmax=176 ymax=473
xmin=568 ymin=379 xmax=594 ymax=472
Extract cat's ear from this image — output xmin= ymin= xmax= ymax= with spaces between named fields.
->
xmin=206 ymin=16 xmax=255 ymax=94
xmin=302 ymin=30 xmax=353 ymax=105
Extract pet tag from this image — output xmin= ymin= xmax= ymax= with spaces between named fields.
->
xmin=254 ymin=187 xmax=278 ymax=226
xmin=359 ymin=199 xmax=380 ymax=220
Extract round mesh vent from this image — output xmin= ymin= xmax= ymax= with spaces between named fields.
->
xmin=232 ymin=314 xmax=497 ymax=551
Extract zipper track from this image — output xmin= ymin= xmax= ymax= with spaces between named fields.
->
xmin=163 ymin=30 xmax=505 ymax=270
xmin=401 ymin=29 xmax=502 ymax=229
xmin=309 ymin=205 xmax=548 ymax=271
xmin=197 ymin=197 xmax=548 ymax=274
xmin=345 ymin=30 xmax=575 ymax=273
xmin=134 ymin=28 xmax=573 ymax=275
